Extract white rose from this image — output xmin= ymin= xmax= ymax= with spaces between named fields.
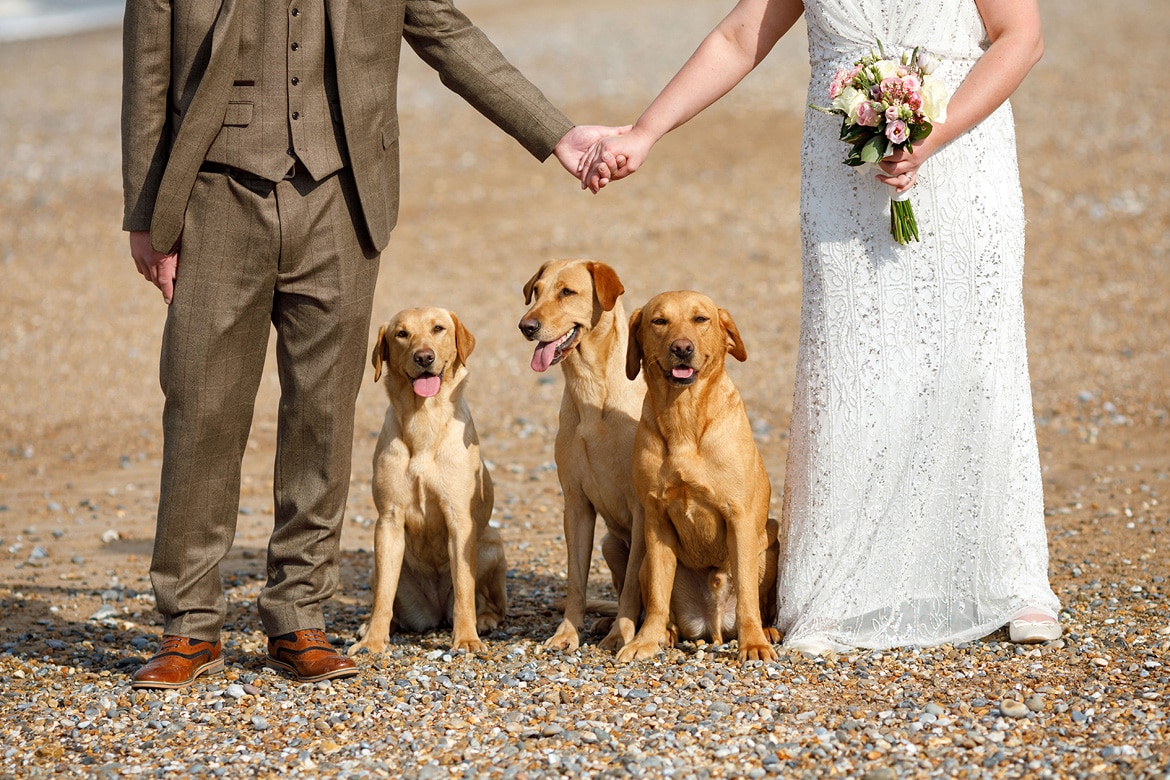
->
xmin=874 ymin=59 xmax=899 ymax=81
xmin=832 ymin=86 xmax=868 ymax=123
xmin=921 ymin=75 xmax=950 ymax=124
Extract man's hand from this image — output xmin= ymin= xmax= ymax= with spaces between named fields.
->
xmin=129 ymin=230 xmax=180 ymax=304
xmin=579 ymin=127 xmax=654 ymax=193
xmin=552 ymin=125 xmax=631 ymax=186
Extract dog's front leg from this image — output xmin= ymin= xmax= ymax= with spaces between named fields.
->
xmin=727 ymin=509 xmax=777 ymax=663
xmin=600 ymin=504 xmax=644 ymax=651
xmin=348 ymin=507 xmax=407 ymax=656
xmin=616 ymin=507 xmax=677 ymax=662
xmin=759 ymin=516 xmax=782 ymax=645
xmin=544 ymin=483 xmax=596 ymax=652
xmin=446 ymin=506 xmax=484 ymax=653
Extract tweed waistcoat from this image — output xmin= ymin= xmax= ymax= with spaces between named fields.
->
xmin=204 ymin=0 xmax=344 ymax=181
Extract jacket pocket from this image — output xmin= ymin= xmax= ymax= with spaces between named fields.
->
xmin=381 ymin=116 xmax=400 ymax=150
xmin=223 ymin=101 xmax=254 ymax=127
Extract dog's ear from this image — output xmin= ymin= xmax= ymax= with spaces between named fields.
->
xmin=720 ymin=307 xmax=748 ymax=362
xmin=626 ymin=307 xmax=644 ymax=380
xmin=522 ymin=261 xmax=552 ymax=305
xmin=371 ymin=324 xmax=390 ymax=382
xmin=451 ymin=312 xmax=476 ymax=368
xmin=587 ymin=261 xmax=625 ymax=312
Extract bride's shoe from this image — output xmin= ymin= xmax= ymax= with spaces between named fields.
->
xmin=1008 ymin=609 xmax=1062 ymax=644
xmin=788 ymin=637 xmax=833 ymax=656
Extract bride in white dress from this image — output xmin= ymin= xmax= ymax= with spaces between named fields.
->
xmin=581 ymin=0 xmax=1062 ymax=652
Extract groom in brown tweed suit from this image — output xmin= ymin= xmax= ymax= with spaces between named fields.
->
xmin=123 ymin=0 xmax=620 ymax=688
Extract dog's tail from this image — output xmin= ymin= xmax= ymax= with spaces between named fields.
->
xmin=552 ymin=599 xmax=619 ymax=617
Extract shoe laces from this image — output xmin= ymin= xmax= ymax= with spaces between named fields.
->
xmin=158 ymin=635 xmax=186 ymax=652
xmin=301 ymin=628 xmax=330 ymax=647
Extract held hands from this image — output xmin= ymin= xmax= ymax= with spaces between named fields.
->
xmin=578 ymin=127 xmax=655 ymax=193
xmin=129 ymin=231 xmax=179 ymax=304
xmin=553 ymin=124 xmax=632 ymax=183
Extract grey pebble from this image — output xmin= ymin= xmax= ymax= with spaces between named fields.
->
xmin=88 ymin=605 xmax=118 ymax=621
xmin=999 ymin=700 xmax=1029 ymax=719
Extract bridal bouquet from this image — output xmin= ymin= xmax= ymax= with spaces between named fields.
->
xmin=813 ymin=42 xmax=950 ymax=244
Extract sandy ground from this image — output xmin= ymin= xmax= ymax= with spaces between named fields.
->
xmin=1 ymin=0 xmax=1169 ymax=776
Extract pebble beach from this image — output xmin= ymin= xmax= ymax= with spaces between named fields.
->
xmin=1 ymin=0 xmax=1168 ymax=777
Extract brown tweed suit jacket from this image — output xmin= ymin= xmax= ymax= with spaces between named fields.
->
xmin=121 ymin=0 xmax=575 ymax=254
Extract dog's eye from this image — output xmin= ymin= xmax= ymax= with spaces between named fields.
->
xmin=395 ymin=330 xmax=409 ymax=339
xmin=559 ymin=287 xmax=577 ymax=298
xmin=432 ymin=325 xmax=446 ymax=334
xmin=693 ymin=316 xmax=709 ymax=324
xmin=651 ymin=317 xmax=668 ymax=326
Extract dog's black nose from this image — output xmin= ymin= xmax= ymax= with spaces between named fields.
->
xmin=670 ymin=339 xmax=694 ymax=359
xmin=414 ymin=349 xmax=435 ymax=368
xmin=518 ymin=319 xmax=541 ymax=339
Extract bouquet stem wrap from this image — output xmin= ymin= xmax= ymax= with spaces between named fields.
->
xmin=875 ymin=165 xmax=919 ymax=245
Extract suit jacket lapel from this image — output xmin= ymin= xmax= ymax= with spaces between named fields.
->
xmin=151 ymin=0 xmax=246 ymax=252
xmin=325 ymin=0 xmax=348 ymax=54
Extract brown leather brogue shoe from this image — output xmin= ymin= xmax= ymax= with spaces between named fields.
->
xmin=265 ymin=628 xmax=358 ymax=683
xmin=130 ymin=635 xmax=224 ymax=689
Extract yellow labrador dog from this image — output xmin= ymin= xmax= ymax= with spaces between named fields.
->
xmin=349 ymin=307 xmax=505 ymax=655
xmin=519 ymin=259 xmax=646 ymax=652
xmin=619 ymin=291 xmax=779 ymax=664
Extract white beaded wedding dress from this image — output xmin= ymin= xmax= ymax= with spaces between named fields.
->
xmin=777 ymin=0 xmax=1061 ymax=651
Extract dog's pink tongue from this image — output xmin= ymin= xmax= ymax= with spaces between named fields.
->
xmin=412 ymin=375 xmax=442 ymax=397
xmin=673 ymin=366 xmax=695 ymax=380
xmin=530 ymin=341 xmax=557 ymax=373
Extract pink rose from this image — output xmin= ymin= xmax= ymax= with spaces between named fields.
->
xmin=885 ymin=119 xmax=910 ymax=144
xmin=885 ymin=104 xmax=901 ymax=123
xmin=857 ymin=101 xmax=882 ymax=127
xmin=905 ymin=91 xmax=924 ymax=112
xmin=829 ymin=68 xmax=849 ymax=99
xmin=901 ymin=74 xmax=921 ymax=94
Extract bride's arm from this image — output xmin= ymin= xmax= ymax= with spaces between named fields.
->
xmin=581 ymin=0 xmax=805 ymax=192
xmin=879 ymin=0 xmax=1043 ymax=188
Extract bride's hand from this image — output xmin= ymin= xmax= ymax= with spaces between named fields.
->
xmin=580 ymin=129 xmax=655 ymax=193
xmin=876 ymin=141 xmax=934 ymax=194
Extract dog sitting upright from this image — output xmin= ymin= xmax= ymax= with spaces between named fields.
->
xmin=518 ymin=259 xmax=646 ymax=652
xmin=619 ymin=291 xmax=779 ymax=664
xmin=349 ymin=307 xmax=505 ymax=655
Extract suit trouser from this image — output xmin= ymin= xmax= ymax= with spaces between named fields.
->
xmin=151 ymin=163 xmax=379 ymax=641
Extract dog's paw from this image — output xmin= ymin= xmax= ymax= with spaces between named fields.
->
xmin=543 ymin=621 xmax=581 ymax=653
xmin=477 ymin=612 xmax=504 ymax=635
xmin=615 ymin=638 xmax=664 ymax=662
xmin=347 ymin=637 xmax=386 ymax=657
xmin=590 ymin=616 xmax=615 ymax=636
xmin=598 ymin=617 xmax=637 ymax=652
xmin=451 ymin=636 xmax=486 ymax=654
xmin=736 ymin=640 xmax=778 ymax=664
xmin=763 ymin=626 xmax=782 ymax=644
